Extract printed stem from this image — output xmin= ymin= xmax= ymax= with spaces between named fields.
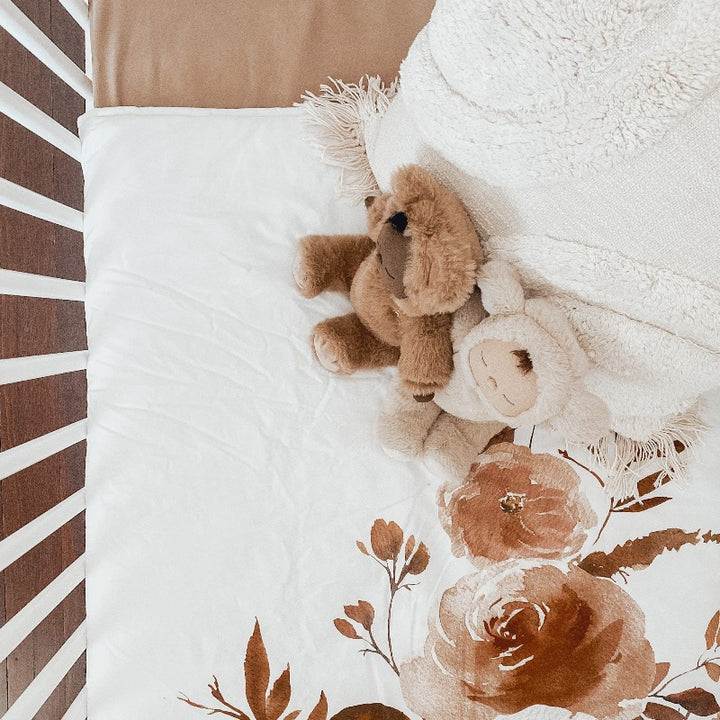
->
xmin=386 ymin=589 xmax=398 ymax=674
xmin=528 ymin=426 xmax=536 ymax=450
xmin=558 ymin=449 xmax=605 ymax=488
xmin=651 ymin=657 xmax=720 ymax=696
xmin=593 ymin=507 xmax=614 ymax=545
xmin=367 ymin=626 xmax=399 ymax=675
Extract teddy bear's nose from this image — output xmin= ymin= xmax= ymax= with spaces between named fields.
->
xmin=388 ymin=212 xmax=408 ymax=233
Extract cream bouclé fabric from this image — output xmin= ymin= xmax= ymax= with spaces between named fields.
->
xmin=309 ymin=0 xmax=720 ymax=492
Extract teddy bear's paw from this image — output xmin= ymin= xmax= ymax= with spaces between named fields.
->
xmin=311 ymin=328 xmax=357 ymax=376
xmin=313 ymin=332 xmax=341 ymax=373
xmin=293 ymin=248 xmax=313 ymax=295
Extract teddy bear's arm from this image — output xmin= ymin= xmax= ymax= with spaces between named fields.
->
xmin=295 ymin=234 xmax=374 ymax=298
xmin=397 ymin=313 xmax=454 ymax=397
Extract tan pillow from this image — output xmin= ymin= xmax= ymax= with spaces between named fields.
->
xmin=90 ymin=0 xmax=435 ymax=108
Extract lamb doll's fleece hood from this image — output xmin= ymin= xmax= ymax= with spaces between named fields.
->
xmin=455 ymin=261 xmax=611 ymax=445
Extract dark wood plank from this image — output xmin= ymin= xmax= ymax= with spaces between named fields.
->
xmin=0 ymin=1 xmax=87 ymax=715
xmin=0 ymin=297 xmax=86 ymax=359
xmin=0 ymin=374 xmax=87 ymax=450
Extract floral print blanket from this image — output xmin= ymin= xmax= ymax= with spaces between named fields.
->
xmin=176 ymin=415 xmax=720 ymax=720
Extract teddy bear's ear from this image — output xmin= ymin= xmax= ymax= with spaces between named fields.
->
xmin=477 ymin=260 xmax=525 ymax=315
xmin=546 ymin=386 xmax=611 ymax=447
xmin=364 ymin=195 xmax=378 ymax=209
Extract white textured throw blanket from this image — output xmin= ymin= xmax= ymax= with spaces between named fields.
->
xmin=303 ymin=0 xmax=720 ymax=492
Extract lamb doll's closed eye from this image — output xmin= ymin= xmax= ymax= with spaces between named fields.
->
xmin=377 ymin=259 xmax=611 ymax=480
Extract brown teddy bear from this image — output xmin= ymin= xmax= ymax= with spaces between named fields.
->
xmin=293 ymin=165 xmax=483 ymax=400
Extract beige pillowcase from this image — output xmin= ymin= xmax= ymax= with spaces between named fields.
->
xmin=90 ymin=0 xmax=434 ymax=108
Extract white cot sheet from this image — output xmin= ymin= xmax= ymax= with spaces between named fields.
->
xmin=80 ymin=107 xmax=720 ymax=720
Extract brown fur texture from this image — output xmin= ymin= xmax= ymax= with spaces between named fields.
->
xmin=294 ymin=165 xmax=483 ymax=397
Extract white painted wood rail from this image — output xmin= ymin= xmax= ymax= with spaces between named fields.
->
xmin=0 ymin=0 xmax=92 ymax=100
xmin=0 ymin=81 xmax=82 ymax=160
xmin=0 ymin=419 xmax=88 ymax=482
xmin=0 ymin=177 xmax=84 ymax=231
xmin=2 ymin=622 xmax=86 ymax=720
xmin=0 ymin=351 xmax=88 ymax=385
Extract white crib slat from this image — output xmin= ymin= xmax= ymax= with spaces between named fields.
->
xmin=0 ymin=82 xmax=82 ymax=160
xmin=56 ymin=0 xmax=89 ymax=32
xmin=2 ymin=622 xmax=86 ymax=720
xmin=0 ymin=177 xmax=83 ymax=231
xmin=0 ymin=489 xmax=85 ymax=573
xmin=0 ymin=419 xmax=87 ymax=482
xmin=0 ymin=0 xmax=92 ymax=100
xmin=0 ymin=350 xmax=88 ymax=385
xmin=0 ymin=268 xmax=85 ymax=300
xmin=61 ymin=686 xmax=87 ymax=720
xmin=0 ymin=555 xmax=85 ymax=663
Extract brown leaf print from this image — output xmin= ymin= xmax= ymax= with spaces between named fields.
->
xmin=636 ymin=471 xmax=673 ymax=499
xmin=180 ymin=620 xmax=326 ymax=720
xmin=370 ymin=520 xmax=404 ymax=561
xmin=403 ymin=542 xmax=429 ymax=576
xmin=706 ymin=610 xmax=720 ymax=650
xmin=307 ymin=692 xmax=328 ymax=720
xmin=706 ymin=662 xmax=720 ymax=682
xmin=614 ymin=496 xmax=672 ymax=512
xmin=329 ymin=704 xmax=410 ymax=720
xmin=404 ymin=535 xmax=415 ymax=560
xmin=266 ymin=666 xmax=292 ymax=720
xmin=344 ymin=602 xmax=375 ymax=631
xmin=246 ymin=620 xmax=271 ymax=720
xmin=334 ymin=618 xmax=361 ymax=640
xmin=399 ymin=561 xmax=655 ymax=720
xmin=663 ymin=688 xmax=720 ymax=716
xmin=439 ymin=443 xmax=597 ymax=564
xmin=643 ymin=701 xmax=686 ymax=720
xmin=653 ymin=663 xmax=672 ymax=688
xmin=580 ymin=529 xmax=720 ymax=579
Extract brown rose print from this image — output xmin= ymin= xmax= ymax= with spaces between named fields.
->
xmin=439 ymin=443 xmax=597 ymax=564
xmin=399 ymin=560 xmax=656 ymax=720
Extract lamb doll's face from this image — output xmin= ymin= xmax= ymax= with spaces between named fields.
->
xmin=468 ymin=339 xmax=538 ymax=418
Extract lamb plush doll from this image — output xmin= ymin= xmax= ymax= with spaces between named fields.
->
xmin=378 ymin=259 xmax=611 ymax=479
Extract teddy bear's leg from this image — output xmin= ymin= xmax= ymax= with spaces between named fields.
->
xmin=423 ymin=415 xmax=507 ymax=482
xmin=377 ymin=383 xmax=443 ymax=459
xmin=312 ymin=313 xmax=400 ymax=374
xmin=294 ymin=234 xmax=374 ymax=298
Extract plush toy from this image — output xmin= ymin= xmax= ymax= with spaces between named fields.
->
xmin=294 ymin=165 xmax=483 ymax=400
xmin=377 ymin=259 xmax=611 ymax=478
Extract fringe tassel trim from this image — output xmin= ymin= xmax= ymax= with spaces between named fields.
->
xmin=589 ymin=410 xmax=707 ymax=500
xmin=297 ymin=75 xmax=398 ymax=204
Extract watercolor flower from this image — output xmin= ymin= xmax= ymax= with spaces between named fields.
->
xmin=439 ymin=443 xmax=597 ymax=563
xmin=399 ymin=561 xmax=655 ymax=720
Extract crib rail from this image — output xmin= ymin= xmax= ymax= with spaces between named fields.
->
xmin=1 ymin=0 xmax=89 ymax=717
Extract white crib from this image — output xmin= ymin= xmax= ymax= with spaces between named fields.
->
xmin=1 ymin=3 xmax=719 ymax=720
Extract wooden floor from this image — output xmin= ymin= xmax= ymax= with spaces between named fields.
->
xmin=1 ymin=1 xmax=87 ymax=717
